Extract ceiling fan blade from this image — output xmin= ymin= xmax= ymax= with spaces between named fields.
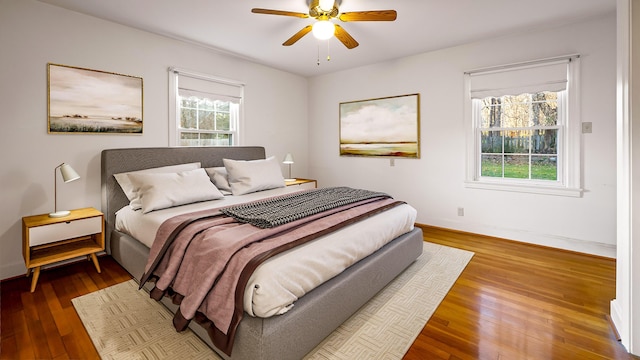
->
xmin=339 ymin=10 xmax=397 ymax=22
xmin=251 ymin=8 xmax=309 ymax=18
xmin=334 ymin=25 xmax=359 ymax=49
xmin=283 ymin=25 xmax=313 ymax=46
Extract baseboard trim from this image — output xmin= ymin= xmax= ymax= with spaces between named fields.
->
xmin=415 ymin=222 xmax=616 ymax=259
xmin=606 ymin=314 xmax=622 ymax=341
xmin=609 ymin=299 xmax=629 ymax=350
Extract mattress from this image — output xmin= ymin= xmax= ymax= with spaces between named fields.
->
xmin=115 ymin=186 xmax=417 ymax=317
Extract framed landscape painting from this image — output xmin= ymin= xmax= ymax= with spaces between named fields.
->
xmin=48 ymin=63 xmax=143 ymax=134
xmin=339 ymin=93 xmax=420 ymax=158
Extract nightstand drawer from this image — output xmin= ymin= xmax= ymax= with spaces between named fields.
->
xmin=294 ymin=181 xmax=317 ymax=190
xmin=285 ymin=179 xmax=317 ymax=190
xmin=29 ymin=216 xmax=102 ymax=247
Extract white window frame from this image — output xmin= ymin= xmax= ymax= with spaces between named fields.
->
xmin=168 ymin=67 xmax=244 ymax=147
xmin=464 ymin=55 xmax=582 ymax=197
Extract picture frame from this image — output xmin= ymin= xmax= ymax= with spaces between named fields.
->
xmin=47 ymin=63 xmax=143 ymax=134
xmin=339 ymin=93 xmax=420 ymax=158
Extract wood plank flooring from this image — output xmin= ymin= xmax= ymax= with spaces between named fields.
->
xmin=1 ymin=257 xmax=131 ymax=360
xmin=405 ymin=225 xmax=635 ymax=360
xmin=0 ymin=226 xmax=636 ymax=359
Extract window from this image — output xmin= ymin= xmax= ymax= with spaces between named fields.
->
xmin=477 ymin=92 xmax=561 ymax=181
xmin=464 ymin=56 xmax=582 ymax=196
xmin=169 ymin=68 xmax=243 ymax=147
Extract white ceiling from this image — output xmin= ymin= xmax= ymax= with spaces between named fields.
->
xmin=37 ymin=0 xmax=615 ymax=78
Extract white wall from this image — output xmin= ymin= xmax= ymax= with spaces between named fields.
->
xmin=611 ymin=0 xmax=639 ymax=354
xmin=0 ymin=0 xmax=308 ymax=280
xmin=0 ymin=1 xmax=617 ymax=282
xmin=308 ymin=14 xmax=617 ymax=257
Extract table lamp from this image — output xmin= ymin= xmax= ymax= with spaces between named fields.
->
xmin=50 ymin=163 xmax=80 ymax=218
xmin=283 ymin=153 xmax=295 ymax=181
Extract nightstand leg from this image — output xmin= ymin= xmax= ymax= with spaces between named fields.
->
xmin=89 ymin=253 xmax=101 ymax=273
xmin=30 ymin=267 xmax=40 ymax=293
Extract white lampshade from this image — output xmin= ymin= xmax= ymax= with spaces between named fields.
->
xmin=283 ymin=153 xmax=294 ymax=164
xmin=50 ymin=163 xmax=80 ymax=218
xmin=312 ymin=20 xmax=335 ymax=40
xmin=59 ymin=163 xmax=80 ymax=183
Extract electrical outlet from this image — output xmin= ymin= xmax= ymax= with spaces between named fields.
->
xmin=582 ymin=122 xmax=593 ymax=134
xmin=457 ymin=207 xmax=464 ymax=216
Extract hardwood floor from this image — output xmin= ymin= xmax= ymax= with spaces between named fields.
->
xmin=405 ymin=225 xmax=635 ymax=360
xmin=0 ymin=257 xmax=131 ymax=360
xmin=0 ymin=227 xmax=635 ymax=359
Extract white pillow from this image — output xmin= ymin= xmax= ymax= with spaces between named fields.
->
xmin=114 ymin=162 xmax=201 ymax=206
xmin=204 ymin=167 xmax=232 ymax=194
xmin=127 ymin=168 xmax=224 ymax=214
xmin=223 ymin=156 xmax=285 ymax=196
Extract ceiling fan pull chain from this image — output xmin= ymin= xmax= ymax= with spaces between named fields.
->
xmin=317 ymin=43 xmax=321 ymax=66
xmin=327 ymin=40 xmax=331 ymax=62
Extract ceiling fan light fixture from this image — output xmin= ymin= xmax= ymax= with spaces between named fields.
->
xmin=252 ymin=2 xmax=396 ymax=49
xmin=312 ymin=20 xmax=335 ymax=40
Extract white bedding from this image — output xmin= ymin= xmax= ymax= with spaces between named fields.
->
xmin=115 ymin=187 xmax=417 ymax=318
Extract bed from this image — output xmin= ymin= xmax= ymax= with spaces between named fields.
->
xmin=101 ymin=146 xmax=424 ymax=360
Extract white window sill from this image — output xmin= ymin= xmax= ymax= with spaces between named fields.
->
xmin=464 ymin=180 xmax=583 ymax=197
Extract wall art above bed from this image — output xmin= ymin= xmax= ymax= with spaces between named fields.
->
xmin=339 ymin=93 xmax=420 ymax=158
xmin=47 ymin=63 xmax=143 ymax=134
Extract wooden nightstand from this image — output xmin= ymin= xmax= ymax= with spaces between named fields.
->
xmin=285 ymin=178 xmax=317 ymax=190
xmin=22 ymin=207 xmax=104 ymax=292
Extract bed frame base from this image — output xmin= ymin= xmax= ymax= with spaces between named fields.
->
xmin=111 ymin=227 xmax=423 ymax=360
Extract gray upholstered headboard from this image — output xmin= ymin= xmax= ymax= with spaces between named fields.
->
xmin=100 ymin=146 xmax=266 ymax=253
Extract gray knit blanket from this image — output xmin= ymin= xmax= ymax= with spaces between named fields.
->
xmin=220 ymin=187 xmax=391 ymax=228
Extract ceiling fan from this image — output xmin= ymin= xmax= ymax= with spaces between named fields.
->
xmin=251 ymin=0 xmax=397 ymax=49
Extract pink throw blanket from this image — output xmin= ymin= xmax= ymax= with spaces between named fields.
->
xmin=140 ymin=196 xmax=404 ymax=355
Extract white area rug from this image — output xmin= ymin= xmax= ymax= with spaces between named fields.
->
xmin=72 ymin=242 xmax=473 ymax=359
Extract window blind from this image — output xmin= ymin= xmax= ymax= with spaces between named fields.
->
xmin=468 ymin=58 xmax=571 ymax=99
xmin=172 ymin=68 xmax=243 ymax=102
